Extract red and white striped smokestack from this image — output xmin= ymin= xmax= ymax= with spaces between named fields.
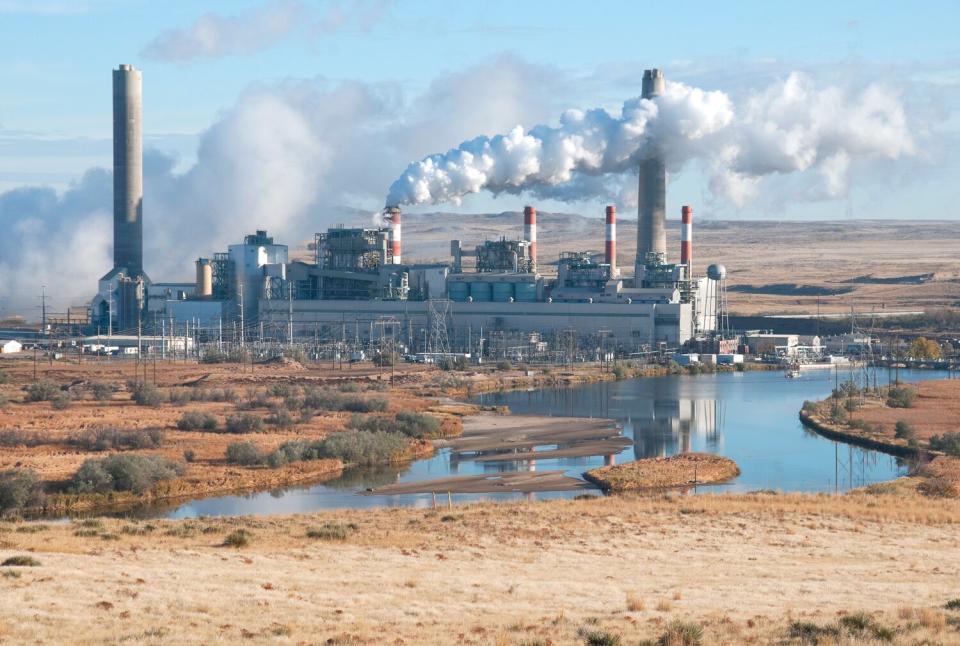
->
xmin=680 ymin=205 xmax=693 ymax=268
xmin=387 ymin=206 xmax=401 ymax=264
xmin=605 ymin=205 xmax=617 ymax=271
xmin=523 ymin=206 xmax=537 ymax=266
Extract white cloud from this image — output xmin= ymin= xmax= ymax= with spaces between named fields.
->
xmin=142 ymin=0 xmax=393 ymax=62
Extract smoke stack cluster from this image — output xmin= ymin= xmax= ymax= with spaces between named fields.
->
xmin=605 ymin=205 xmax=617 ymax=272
xmin=680 ymin=205 xmax=693 ymax=268
xmin=523 ymin=206 xmax=537 ymax=266
xmin=635 ymin=68 xmax=667 ymax=275
xmin=113 ymin=64 xmax=144 ymax=277
xmin=386 ymin=206 xmax=401 ymax=264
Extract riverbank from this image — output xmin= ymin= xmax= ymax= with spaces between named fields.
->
xmin=0 ymin=358 xmax=468 ymax=516
xmin=1 ymin=490 xmax=958 ymax=644
xmin=584 ymin=453 xmax=740 ymax=492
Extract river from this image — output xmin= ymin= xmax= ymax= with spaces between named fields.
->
xmin=140 ymin=367 xmax=947 ymax=519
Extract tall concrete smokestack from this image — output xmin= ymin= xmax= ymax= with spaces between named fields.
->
xmin=605 ymin=205 xmax=617 ymax=273
xmin=386 ymin=206 xmax=401 ymax=264
xmin=112 ymin=64 xmax=143 ymax=277
xmin=523 ymin=206 xmax=537 ymax=267
xmin=680 ymin=205 xmax=693 ymax=269
xmin=635 ymin=68 xmax=666 ymax=278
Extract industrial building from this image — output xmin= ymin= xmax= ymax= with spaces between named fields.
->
xmin=90 ymin=65 xmax=729 ymax=358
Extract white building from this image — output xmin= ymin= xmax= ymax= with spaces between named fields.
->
xmin=1 ymin=340 xmax=22 ymax=354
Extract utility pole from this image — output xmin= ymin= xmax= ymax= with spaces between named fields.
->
xmin=40 ymin=285 xmax=48 ymax=340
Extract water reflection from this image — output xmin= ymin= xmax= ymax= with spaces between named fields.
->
xmin=119 ymin=368 xmax=948 ymax=519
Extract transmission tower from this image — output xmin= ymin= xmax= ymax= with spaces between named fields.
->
xmin=427 ymin=299 xmax=451 ymax=354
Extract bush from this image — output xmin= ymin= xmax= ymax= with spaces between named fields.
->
xmin=167 ymin=388 xmax=193 ymax=406
xmin=266 ymin=406 xmax=295 ymax=429
xmin=312 ymin=430 xmax=409 ymax=466
xmin=0 ymin=468 xmax=45 ymax=513
xmin=1 ymin=556 xmax=40 ymax=567
xmin=894 ymin=420 xmax=915 ymax=440
xmin=371 ymin=352 xmax=398 ymax=367
xmin=929 ymin=432 xmax=960 ymax=457
xmin=26 ymin=379 xmax=60 ymax=402
xmin=71 ymin=455 xmax=185 ymax=494
xmin=658 ymin=620 xmax=704 ymax=646
xmin=183 ymin=449 xmax=196 ymax=463
xmin=306 ymin=522 xmax=353 ymax=541
xmin=887 ymin=385 xmax=916 ymax=409
xmin=349 ymin=411 xmax=441 ymax=439
xmin=268 ymin=383 xmax=297 ymax=398
xmin=224 ymin=413 xmax=263 ymax=434
xmin=90 ymin=382 xmax=113 ymax=401
xmin=843 ymin=398 xmax=860 ymax=413
xmin=801 ymin=400 xmax=818 ymax=414
xmin=50 ymin=393 xmax=72 ymax=410
xmin=222 ymin=529 xmax=251 ymax=547
xmin=225 ymin=441 xmax=265 ymax=466
xmin=441 ymin=355 xmax=469 ymax=371
xmin=301 ymin=388 xmax=387 ymax=413
xmin=0 ymin=430 xmax=45 ymax=447
xmin=71 ymin=427 xmax=164 ymax=451
xmin=495 ymin=360 xmax=513 ymax=371
xmin=129 ymin=381 xmax=163 ymax=406
xmin=177 ymin=411 xmax=218 ymax=432
xmin=611 ymin=363 xmax=628 ymax=379
xmin=0 ymin=369 xmax=9 ymax=384
xmin=583 ymin=631 xmax=621 ymax=646
xmin=0 ymin=392 xmax=8 ymax=408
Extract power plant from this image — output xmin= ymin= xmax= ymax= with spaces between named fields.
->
xmin=89 ymin=66 xmax=730 ymax=359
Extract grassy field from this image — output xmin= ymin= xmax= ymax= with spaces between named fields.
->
xmin=0 ymin=490 xmax=959 ymax=644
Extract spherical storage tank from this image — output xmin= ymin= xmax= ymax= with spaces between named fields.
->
xmin=492 ymin=282 xmax=514 ymax=302
xmin=469 ymin=281 xmax=492 ymax=302
xmin=448 ymin=282 xmax=469 ymax=302
xmin=707 ymin=264 xmax=727 ymax=280
xmin=514 ymin=282 xmax=537 ymax=302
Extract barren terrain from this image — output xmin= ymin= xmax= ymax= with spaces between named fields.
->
xmin=394 ymin=213 xmax=960 ymax=315
xmin=1 ymin=491 xmax=959 ymax=644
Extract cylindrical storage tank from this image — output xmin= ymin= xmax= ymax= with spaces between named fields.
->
xmin=195 ymin=258 xmax=213 ymax=298
xmin=469 ymin=281 xmax=492 ymax=302
xmin=492 ymin=282 xmax=514 ymax=302
xmin=514 ymin=282 xmax=537 ymax=302
xmin=448 ymin=282 xmax=469 ymax=302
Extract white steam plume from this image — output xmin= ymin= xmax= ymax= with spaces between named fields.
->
xmin=386 ymin=72 xmax=915 ymax=208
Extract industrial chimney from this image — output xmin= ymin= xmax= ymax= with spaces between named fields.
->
xmin=523 ymin=206 xmax=537 ymax=267
xmin=680 ymin=205 xmax=693 ymax=269
xmin=386 ymin=206 xmax=402 ymax=264
xmin=112 ymin=64 xmax=144 ymax=277
xmin=635 ymin=68 xmax=667 ymax=279
xmin=605 ymin=205 xmax=617 ymax=273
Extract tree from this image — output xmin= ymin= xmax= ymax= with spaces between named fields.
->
xmin=907 ymin=337 xmax=941 ymax=360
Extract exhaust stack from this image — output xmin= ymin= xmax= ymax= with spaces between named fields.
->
xmin=605 ymin=205 xmax=617 ymax=273
xmin=680 ymin=205 xmax=692 ymax=269
xmin=523 ymin=205 xmax=537 ymax=267
xmin=386 ymin=206 xmax=401 ymax=264
xmin=113 ymin=64 xmax=144 ymax=277
xmin=635 ymin=68 xmax=667 ymax=277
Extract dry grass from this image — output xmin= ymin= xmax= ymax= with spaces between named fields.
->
xmin=585 ymin=453 xmax=740 ymax=492
xmin=625 ymin=592 xmax=645 ymax=612
xmin=0 ymin=491 xmax=959 ymax=643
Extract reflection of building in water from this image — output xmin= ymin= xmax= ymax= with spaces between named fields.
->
xmin=624 ymin=379 xmax=723 ymax=459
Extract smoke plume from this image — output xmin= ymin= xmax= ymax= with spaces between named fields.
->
xmin=386 ymin=72 xmax=915 ymax=208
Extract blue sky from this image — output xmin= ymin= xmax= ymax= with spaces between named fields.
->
xmin=1 ymin=0 xmax=958 ymax=217
xmin=1 ymin=0 xmax=959 ymax=314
